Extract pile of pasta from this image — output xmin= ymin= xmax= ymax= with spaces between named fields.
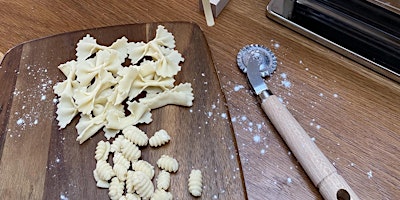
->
xmin=54 ymin=25 xmax=204 ymax=199
xmin=94 ymin=126 xmax=203 ymax=199
xmin=53 ymin=25 xmax=194 ymax=144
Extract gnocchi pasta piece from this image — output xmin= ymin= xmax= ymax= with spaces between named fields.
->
xmin=151 ymin=189 xmax=173 ymax=200
xmin=188 ymin=169 xmax=203 ymax=197
xmin=113 ymin=163 xmax=128 ymax=181
xmin=113 ymin=152 xmax=130 ymax=169
xmin=149 ymin=129 xmax=171 ymax=147
xmin=108 ymin=177 xmax=124 ymax=200
xmin=110 ymin=135 xmax=125 ymax=153
xmin=126 ymin=171 xmax=154 ymax=199
xmin=119 ymin=193 xmax=141 ymax=200
xmin=123 ymin=125 xmax=149 ymax=146
xmin=94 ymin=160 xmax=115 ymax=181
xmin=93 ymin=169 xmax=110 ymax=189
xmin=156 ymin=155 xmax=179 ymax=173
xmin=95 ymin=140 xmax=111 ymax=161
xmin=156 ymin=170 xmax=170 ymax=190
xmin=120 ymin=139 xmax=141 ymax=162
xmin=132 ymin=160 xmax=155 ymax=179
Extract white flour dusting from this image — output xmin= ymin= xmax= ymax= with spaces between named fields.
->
xmin=60 ymin=193 xmax=69 ymax=200
xmin=234 ymin=84 xmax=245 ymax=91
xmin=367 ymin=170 xmax=373 ymax=179
xmin=10 ymin=64 xmax=53 ymax=136
xmin=287 ymin=177 xmax=292 ymax=184
xmin=253 ymin=135 xmax=261 ymax=143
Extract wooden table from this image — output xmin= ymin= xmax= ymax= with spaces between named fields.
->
xmin=0 ymin=1 xmax=399 ymax=199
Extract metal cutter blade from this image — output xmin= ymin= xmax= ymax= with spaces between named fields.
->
xmin=237 ymin=44 xmax=277 ymax=95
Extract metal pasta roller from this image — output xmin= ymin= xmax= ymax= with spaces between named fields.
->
xmin=266 ymin=0 xmax=400 ymax=83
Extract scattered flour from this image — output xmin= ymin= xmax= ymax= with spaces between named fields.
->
xmin=260 ymin=149 xmax=266 ymax=155
xmin=234 ymin=84 xmax=245 ymax=92
xmin=16 ymin=118 xmax=25 ymax=125
xmin=281 ymin=80 xmax=292 ymax=88
xmin=60 ymin=193 xmax=68 ymax=200
xmin=253 ymin=135 xmax=261 ymax=143
xmin=287 ymin=177 xmax=292 ymax=184
xmin=367 ymin=170 xmax=373 ymax=179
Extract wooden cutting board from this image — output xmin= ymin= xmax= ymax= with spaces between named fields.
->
xmin=0 ymin=22 xmax=246 ymax=199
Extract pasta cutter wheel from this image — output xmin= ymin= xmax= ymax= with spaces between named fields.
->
xmin=236 ymin=44 xmax=360 ymax=200
xmin=236 ymin=44 xmax=277 ymax=77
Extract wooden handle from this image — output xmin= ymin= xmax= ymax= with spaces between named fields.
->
xmin=261 ymin=95 xmax=360 ymax=200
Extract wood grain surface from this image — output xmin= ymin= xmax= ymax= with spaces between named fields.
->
xmin=0 ymin=1 xmax=399 ymax=200
xmin=0 ymin=22 xmax=246 ymax=199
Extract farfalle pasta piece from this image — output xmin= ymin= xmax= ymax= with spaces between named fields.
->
xmin=76 ymin=34 xmax=128 ymax=62
xmin=154 ymin=46 xmax=184 ymax=78
xmin=77 ymin=100 xmax=125 ymax=143
xmin=76 ymin=114 xmax=107 ymax=144
xmin=108 ymin=177 xmax=125 ymax=200
xmin=129 ymin=73 xmax=175 ymax=101
xmin=73 ymin=70 xmax=118 ymax=114
xmin=127 ymin=41 xmax=147 ymax=65
xmin=151 ymin=189 xmax=173 ymax=200
xmin=75 ymin=49 xmax=123 ymax=87
xmin=53 ymin=61 xmax=77 ymax=96
xmin=153 ymin=25 xmax=176 ymax=49
xmin=126 ymin=171 xmax=154 ymax=199
xmin=103 ymin=127 xmax=120 ymax=140
xmin=140 ymin=83 xmax=194 ymax=110
xmin=136 ymin=60 xmax=157 ymax=80
xmin=53 ymin=61 xmax=79 ymax=128
xmin=188 ymin=169 xmax=203 ymax=197
xmin=114 ymin=67 xmax=140 ymax=104
xmin=106 ymin=101 xmax=152 ymax=130
xmin=156 ymin=155 xmax=179 ymax=173
xmin=122 ymin=126 xmax=149 ymax=146
xmin=95 ymin=140 xmax=111 ymax=161
xmin=156 ymin=170 xmax=170 ymax=190
xmin=149 ymin=129 xmax=171 ymax=147
xmin=55 ymin=95 xmax=79 ymax=129
xmin=132 ymin=160 xmax=155 ymax=179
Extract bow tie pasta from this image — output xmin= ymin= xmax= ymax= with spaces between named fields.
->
xmin=53 ymin=25 xmax=194 ymax=144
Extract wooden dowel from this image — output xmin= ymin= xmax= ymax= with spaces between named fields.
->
xmin=202 ymin=0 xmax=215 ymax=26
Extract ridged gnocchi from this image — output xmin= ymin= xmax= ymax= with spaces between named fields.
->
xmin=132 ymin=160 xmax=155 ymax=179
xmin=126 ymin=171 xmax=154 ymax=199
xmin=108 ymin=177 xmax=124 ymax=200
xmin=156 ymin=170 xmax=170 ymax=190
xmin=156 ymin=155 xmax=179 ymax=173
xmin=151 ymin=189 xmax=173 ymax=200
xmin=120 ymin=139 xmax=141 ymax=162
xmin=123 ymin=125 xmax=149 ymax=146
xmin=188 ymin=169 xmax=203 ymax=197
xmin=94 ymin=140 xmax=111 ymax=161
xmin=149 ymin=129 xmax=171 ymax=147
